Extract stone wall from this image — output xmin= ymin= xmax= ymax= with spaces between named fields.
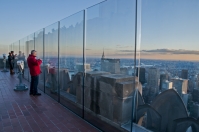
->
xmin=75 ymin=71 xmax=142 ymax=126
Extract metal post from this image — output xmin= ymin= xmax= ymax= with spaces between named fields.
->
xmin=34 ymin=33 xmax=35 ymax=50
xmin=131 ymin=0 xmax=138 ymax=131
xmin=58 ymin=21 xmax=60 ymax=103
xmin=19 ymin=40 xmax=20 ymax=52
xmin=43 ymin=28 xmax=46 ymax=93
xmin=82 ymin=10 xmax=86 ymax=119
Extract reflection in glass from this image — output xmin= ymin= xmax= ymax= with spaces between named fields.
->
xmin=44 ymin=23 xmax=58 ymax=100
xmin=59 ymin=11 xmax=84 ymax=116
xmin=136 ymin=0 xmax=199 ymax=131
xmin=25 ymin=34 xmax=35 ymax=82
xmin=13 ymin=41 xmax=19 ymax=73
xmin=85 ymin=0 xmax=136 ymax=131
xmin=35 ymin=29 xmax=44 ymax=91
xmin=19 ymin=37 xmax=28 ymax=79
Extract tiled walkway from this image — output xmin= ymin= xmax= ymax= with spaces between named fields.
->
xmin=0 ymin=70 xmax=100 ymax=132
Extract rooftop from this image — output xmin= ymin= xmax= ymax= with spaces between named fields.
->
xmin=0 ymin=71 xmax=99 ymax=132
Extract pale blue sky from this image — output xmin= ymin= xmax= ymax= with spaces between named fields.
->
xmin=141 ymin=0 xmax=199 ymax=50
xmin=0 ymin=0 xmax=199 ymax=60
xmin=0 ymin=0 xmax=103 ymax=46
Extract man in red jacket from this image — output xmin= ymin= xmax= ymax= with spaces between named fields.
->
xmin=27 ymin=50 xmax=42 ymax=96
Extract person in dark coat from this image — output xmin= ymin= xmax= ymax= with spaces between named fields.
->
xmin=8 ymin=52 xmax=12 ymax=74
xmin=8 ymin=51 xmax=15 ymax=74
xmin=27 ymin=50 xmax=42 ymax=96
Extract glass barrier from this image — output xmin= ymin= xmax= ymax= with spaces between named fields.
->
xmin=24 ymin=37 xmax=29 ymax=80
xmin=8 ymin=44 xmax=12 ymax=52
xmin=44 ymin=22 xmax=59 ymax=101
xmin=9 ymin=44 xmax=13 ymax=53
xmin=0 ymin=45 xmax=9 ymax=59
xmin=19 ymin=37 xmax=28 ymax=80
xmin=26 ymin=33 xmax=35 ymax=82
xmin=59 ymin=11 xmax=84 ymax=117
xmin=13 ymin=41 xmax=19 ymax=73
xmin=0 ymin=45 xmax=9 ymax=70
xmin=85 ymin=0 xmax=136 ymax=131
xmin=35 ymin=29 xmax=44 ymax=91
xmin=8 ymin=1 xmax=199 ymax=131
xmin=136 ymin=0 xmax=199 ymax=131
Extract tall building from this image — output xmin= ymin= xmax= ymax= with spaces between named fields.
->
xmin=161 ymin=80 xmax=173 ymax=92
xmin=101 ymin=51 xmax=120 ymax=74
xmin=196 ymin=74 xmax=199 ymax=89
xmin=192 ymin=88 xmax=199 ymax=103
xmin=182 ymin=93 xmax=189 ymax=108
xmin=188 ymin=74 xmax=196 ymax=92
xmin=102 ymin=49 xmax=105 ymax=59
xmin=190 ymin=102 xmax=199 ymax=119
xmin=171 ymin=77 xmax=188 ymax=96
xmin=76 ymin=63 xmax=91 ymax=72
xmin=181 ymin=69 xmax=188 ymax=79
xmin=159 ymin=74 xmax=168 ymax=91
xmin=136 ymin=67 xmax=146 ymax=85
xmin=148 ymin=67 xmax=159 ymax=95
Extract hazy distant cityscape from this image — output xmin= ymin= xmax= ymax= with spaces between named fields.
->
xmin=47 ymin=53 xmax=199 ymax=120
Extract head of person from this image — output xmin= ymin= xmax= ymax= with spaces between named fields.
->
xmin=11 ymin=51 xmax=14 ymax=55
xmin=31 ymin=50 xmax=37 ymax=57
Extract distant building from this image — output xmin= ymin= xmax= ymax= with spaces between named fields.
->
xmin=120 ymin=67 xmax=128 ymax=75
xmin=182 ymin=93 xmax=189 ymax=108
xmin=161 ymin=80 xmax=173 ymax=92
xmin=101 ymin=51 xmax=120 ymax=74
xmin=192 ymin=88 xmax=199 ymax=103
xmin=188 ymin=74 xmax=196 ymax=92
xmin=136 ymin=67 xmax=146 ymax=85
xmin=76 ymin=63 xmax=91 ymax=72
xmin=148 ymin=67 xmax=159 ymax=95
xmin=181 ymin=69 xmax=188 ymax=79
xmin=171 ymin=77 xmax=188 ymax=96
xmin=196 ymin=74 xmax=199 ymax=89
xmin=159 ymin=74 xmax=168 ymax=91
xmin=190 ymin=102 xmax=199 ymax=119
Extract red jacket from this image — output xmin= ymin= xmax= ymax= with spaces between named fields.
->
xmin=27 ymin=54 xmax=42 ymax=76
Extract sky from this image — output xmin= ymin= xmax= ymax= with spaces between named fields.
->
xmin=140 ymin=0 xmax=199 ymax=60
xmin=0 ymin=0 xmax=104 ymax=53
xmin=0 ymin=0 xmax=199 ymax=61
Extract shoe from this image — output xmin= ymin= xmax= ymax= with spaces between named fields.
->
xmin=33 ymin=93 xmax=41 ymax=96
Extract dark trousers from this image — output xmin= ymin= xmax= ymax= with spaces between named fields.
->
xmin=30 ymin=76 xmax=39 ymax=94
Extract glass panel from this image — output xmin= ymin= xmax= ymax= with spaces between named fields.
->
xmin=27 ymin=33 xmax=35 ymax=82
xmin=138 ymin=0 xmax=199 ymax=132
xmin=19 ymin=37 xmax=28 ymax=80
xmin=9 ymin=45 xmax=12 ymax=53
xmin=23 ymin=37 xmax=29 ymax=80
xmin=44 ymin=22 xmax=58 ymax=101
xmin=35 ymin=29 xmax=44 ymax=91
xmin=0 ymin=45 xmax=9 ymax=58
xmin=13 ymin=41 xmax=19 ymax=73
xmin=0 ymin=45 xmax=9 ymax=70
xmin=59 ymin=11 xmax=84 ymax=117
xmin=85 ymin=0 xmax=136 ymax=131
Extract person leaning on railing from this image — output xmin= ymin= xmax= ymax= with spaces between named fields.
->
xmin=27 ymin=50 xmax=42 ymax=96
